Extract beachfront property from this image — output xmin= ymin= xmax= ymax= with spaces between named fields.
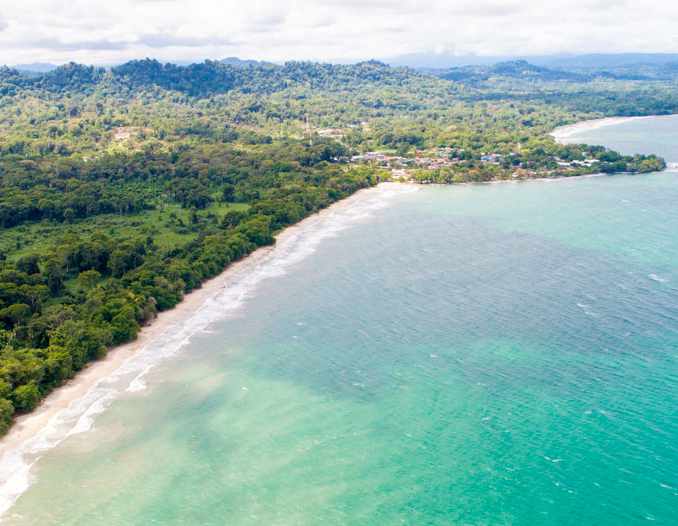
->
xmin=351 ymin=148 xmax=507 ymax=180
xmin=348 ymin=142 xmax=624 ymax=182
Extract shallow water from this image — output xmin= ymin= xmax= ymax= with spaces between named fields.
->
xmin=2 ymin=118 xmax=678 ymax=525
xmin=555 ymin=113 xmax=678 ymax=162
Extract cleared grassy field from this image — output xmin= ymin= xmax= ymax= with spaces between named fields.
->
xmin=1 ymin=200 xmax=250 ymax=261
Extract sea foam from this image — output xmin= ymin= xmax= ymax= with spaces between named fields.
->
xmin=0 ymin=183 xmax=415 ymax=519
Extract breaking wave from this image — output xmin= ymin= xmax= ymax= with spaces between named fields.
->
xmin=0 ymin=183 xmax=416 ymax=519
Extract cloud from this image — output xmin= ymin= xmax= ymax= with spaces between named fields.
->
xmin=1 ymin=0 xmax=678 ymax=66
xmin=135 ymin=33 xmax=232 ymax=49
xmin=27 ymin=39 xmax=128 ymax=52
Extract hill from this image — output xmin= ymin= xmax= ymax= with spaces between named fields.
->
xmin=9 ymin=62 xmax=59 ymax=76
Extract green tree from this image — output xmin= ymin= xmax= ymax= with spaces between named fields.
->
xmin=1 ymin=303 xmax=32 ymax=326
xmin=78 ymin=269 xmax=101 ymax=290
xmin=43 ymin=257 xmax=65 ymax=293
xmin=12 ymin=383 xmax=40 ymax=413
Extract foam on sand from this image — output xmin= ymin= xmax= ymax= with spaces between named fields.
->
xmin=0 ymin=182 xmax=416 ymax=519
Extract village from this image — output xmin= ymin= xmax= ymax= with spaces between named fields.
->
xmin=349 ymin=147 xmax=601 ymax=182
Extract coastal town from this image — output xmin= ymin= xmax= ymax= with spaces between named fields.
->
xmin=311 ymin=122 xmax=663 ymax=183
xmin=350 ymin=147 xmax=613 ymax=183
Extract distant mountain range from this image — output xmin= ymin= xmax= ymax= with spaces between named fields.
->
xmin=386 ymin=52 xmax=678 ymax=71
xmin=386 ymin=52 xmax=566 ymax=69
xmin=8 ymin=53 xmax=678 ymax=80
xmin=220 ymin=57 xmax=274 ymax=68
xmin=427 ymin=60 xmax=591 ymax=83
xmin=546 ymin=53 xmax=678 ymax=69
xmin=10 ymin=62 xmax=59 ymax=75
xmin=421 ymin=58 xmax=678 ymax=84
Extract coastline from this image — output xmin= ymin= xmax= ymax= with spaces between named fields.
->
xmin=0 ymin=182 xmax=392 ymax=461
xmin=550 ymin=115 xmax=653 ymax=142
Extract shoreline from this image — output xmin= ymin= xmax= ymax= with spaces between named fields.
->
xmin=550 ymin=115 xmax=658 ymax=142
xmin=401 ymin=171 xmax=616 ymax=189
xmin=0 ymin=182 xmax=390 ymax=460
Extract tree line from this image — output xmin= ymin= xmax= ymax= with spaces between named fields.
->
xmin=0 ymin=56 xmax=672 ymax=434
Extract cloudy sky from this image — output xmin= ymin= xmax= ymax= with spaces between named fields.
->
xmin=1 ymin=0 xmax=677 ymax=66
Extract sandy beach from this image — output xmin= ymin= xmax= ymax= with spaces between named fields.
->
xmin=0 ymin=183 xmax=388 ymax=459
xmin=550 ymin=115 xmax=652 ymax=142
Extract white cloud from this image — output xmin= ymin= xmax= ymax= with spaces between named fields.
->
xmin=0 ymin=0 xmax=677 ymax=66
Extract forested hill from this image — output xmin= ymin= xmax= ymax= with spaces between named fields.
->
xmin=3 ymin=58 xmax=678 ymax=157
xmin=1 ymin=59 xmax=444 ymax=97
xmin=0 ymin=57 xmax=673 ymax=434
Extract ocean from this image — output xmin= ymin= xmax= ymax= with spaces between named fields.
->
xmin=1 ymin=116 xmax=678 ymax=525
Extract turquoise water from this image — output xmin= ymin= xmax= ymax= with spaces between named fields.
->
xmin=2 ymin=119 xmax=678 ymax=524
xmin=557 ymin=115 xmax=678 ymax=162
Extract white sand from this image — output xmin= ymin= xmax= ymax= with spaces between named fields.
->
xmin=550 ymin=116 xmax=652 ymax=143
xmin=0 ymin=183 xmax=390 ymax=457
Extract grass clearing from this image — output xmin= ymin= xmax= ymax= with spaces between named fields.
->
xmin=1 ymin=201 xmax=250 ymax=261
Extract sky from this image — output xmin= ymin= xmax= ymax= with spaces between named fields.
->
xmin=1 ymin=0 xmax=678 ymax=67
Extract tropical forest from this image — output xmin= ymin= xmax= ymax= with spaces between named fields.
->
xmin=0 ymin=57 xmax=673 ymax=434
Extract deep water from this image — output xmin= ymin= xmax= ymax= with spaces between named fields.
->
xmin=2 ymin=118 xmax=678 ymax=525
